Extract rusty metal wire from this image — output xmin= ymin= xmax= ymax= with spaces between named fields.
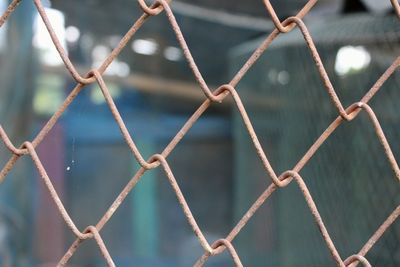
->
xmin=0 ymin=0 xmax=399 ymax=266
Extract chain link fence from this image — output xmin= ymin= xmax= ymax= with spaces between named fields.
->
xmin=0 ymin=0 xmax=399 ymax=266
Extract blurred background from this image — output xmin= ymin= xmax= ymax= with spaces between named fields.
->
xmin=0 ymin=0 xmax=399 ymax=266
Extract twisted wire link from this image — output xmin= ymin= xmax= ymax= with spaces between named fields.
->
xmin=194 ymin=239 xmax=243 ymax=267
xmin=345 ymin=255 xmax=372 ymax=267
xmin=262 ymin=0 xmax=318 ymax=33
xmin=0 ymin=0 xmax=399 ymax=266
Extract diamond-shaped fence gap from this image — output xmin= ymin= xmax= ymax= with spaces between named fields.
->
xmin=27 ymin=144 xmax=81 ymax=226
xmin=159 ymin=131 xmax=233 ymax=232
xmin=298 ymin=110 xmax=399 ymax=259
xmin=358 ymin=208 xmax=400 ymax=266
xmin=122 ymin=11 xmax=209 ymax=84
xmin=0 ymin=78 xmax=86 ymax=183
xmin=65 ymin=0 xmax=141 ymax=42
xmin=57 ymin=79 xmax=147 ymax=225
xmin=159 ymin=0 xmax=271 ymax=88
xmin=61 ymin=92 xmax=158 ymax=239
xmin=231 ymin=38 xmax=342 ymax=167
xmin=149 ymin=1 xmax=216 ymax=100
xmin=46 ymin=0 xmax=158 ymax=83
xmin=33 ymin=0 xmax=157 ymax=87
xmin=32 ymin=0 xmax=94 ymax=84
xmin=353 ymin=110 xmax=400 ymax=204
xmin=232 ymin=110 xmax=281 ymax=213
xmin=157 ymin=168 xmax=199 ymax=262
xmin=226 ymin=186 xmax=279 ymax=267
xmin=157 ymin=0 xmax=259 ymax=98
xmin=373 ymin=219 xmax=400 ymax=264
xmin=65 ymin=142 xmax=136 ymax=229
xmin=336 ymin=51 xmax=398 ymax=107
xmin=289 ymin=24 xmax=351 ymax=117
xmin=275 ymin=16 xmax=397 ymax=113
xmin=91 ymin=196 xmax=138 ymax=266
xmin=274 ymin=180 xmax=336 ymax=267
xmin=291 ymin=44 xmax=336 ymax=112
xmin=231 ymin=73 xmax=331 ymax=172
xmin=185 ymin=21 xmax=257 ymax=85
xmin=103 ymin=169 xmax=159 ymax=263
xmin=105 ymin=12 xmax=169 ymax=78
xmin=28 ymin=124 xmax=73 ymax=262
xmin=0 ymin=138 xmax=38 ymax=267
xmin=140 ymin=159 xmax=211 ymax=265
xmin=354 ymin=206 xmax=400 ymax=265
xmin=367 ymin=66 xmax=400 ymax=136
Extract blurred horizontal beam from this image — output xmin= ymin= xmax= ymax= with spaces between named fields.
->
xmin=42 ymin=64 xmax=211 ymax=101
xmin=172 ymin=1 xmax=273 ymax=31
xmin=42 ymin=65 xmax=282 ymax=109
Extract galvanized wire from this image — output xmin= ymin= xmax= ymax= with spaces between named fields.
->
xmin=0 ymin=0 xmax=399 ymax=266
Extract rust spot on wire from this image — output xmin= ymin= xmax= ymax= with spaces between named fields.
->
xmin=0 ymin=0 xmax=399 ymax=266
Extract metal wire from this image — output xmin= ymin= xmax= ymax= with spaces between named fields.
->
xmin=0 ymin=0 xmax=399 ymax=266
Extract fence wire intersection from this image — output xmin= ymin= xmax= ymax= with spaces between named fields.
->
xmin=0 ymin=0 xmax=400 ymax=266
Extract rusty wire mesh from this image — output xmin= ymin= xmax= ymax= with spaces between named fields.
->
xmin=0 ymin=0 xmax=399 ymax=266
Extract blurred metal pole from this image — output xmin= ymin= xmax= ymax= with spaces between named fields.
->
xmin=0 ymin=1 xmax=35 ymax=266
xmin=0 ymin=0 xmax=34 ymax=130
